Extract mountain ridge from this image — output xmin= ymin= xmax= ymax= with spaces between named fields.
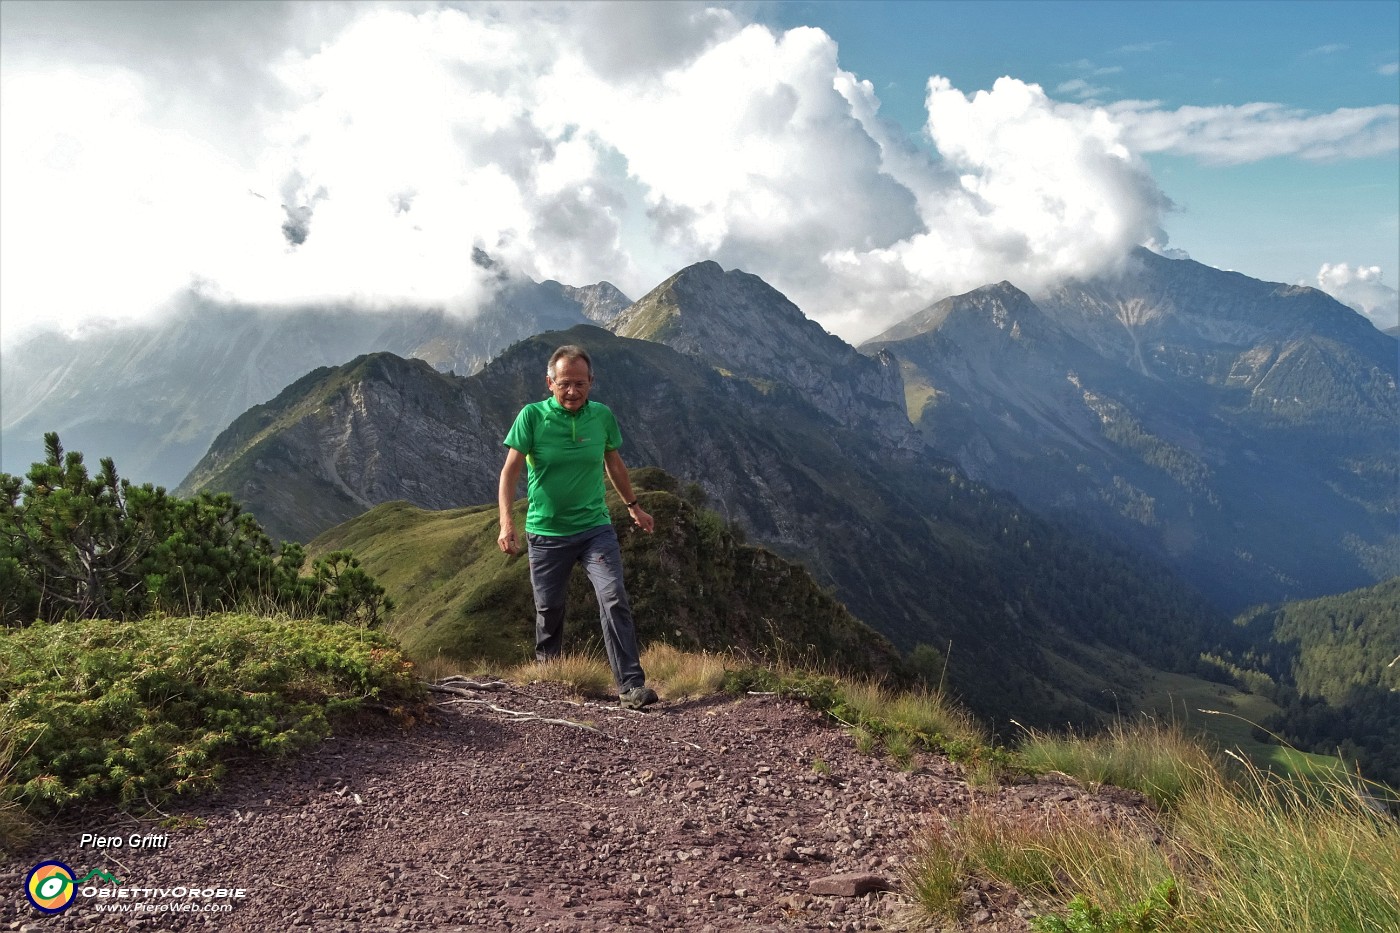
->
xmin=862 ymin=251 xmax=1397 ymax=609
xmin=10 ymin=249 xmax=1392 ymax=727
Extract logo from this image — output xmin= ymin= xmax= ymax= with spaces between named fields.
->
xmin=78 ymin=869 xmax=123 ymax=886
xmin=25 ymin=861 xmax=77 ymax=914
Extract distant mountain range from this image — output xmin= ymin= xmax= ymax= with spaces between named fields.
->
xmin=864 ymin=248 xmax=1397 ymax=609
xmin=0 ymin=250 xmax=629 ymax=488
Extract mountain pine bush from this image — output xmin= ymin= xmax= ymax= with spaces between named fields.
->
xmin=0 ymin=613 xmax=423 ymax=813
xmin=0 ymin=433 xmax=389 ymax=626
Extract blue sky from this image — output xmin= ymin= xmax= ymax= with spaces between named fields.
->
xmin=1 ymin=0 xmax=1396 ymax=344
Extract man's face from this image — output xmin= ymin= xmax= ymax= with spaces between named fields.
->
xmin=547 ymin=357 xmax=592 ymax=412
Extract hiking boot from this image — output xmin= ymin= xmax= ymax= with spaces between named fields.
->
xmin=619 ymin=686 xmax=658 ymax=710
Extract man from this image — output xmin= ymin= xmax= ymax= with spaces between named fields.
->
xmin=497 ymin=344 xmax=659 ymax=710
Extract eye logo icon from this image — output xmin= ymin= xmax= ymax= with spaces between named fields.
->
xmin=25 ymin=861 xmax=77 ymax=913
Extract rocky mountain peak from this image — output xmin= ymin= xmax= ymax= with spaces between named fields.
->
xmin=858 ymin=247 xmax=1396 ymax=610
xmin=1036 ymin=247 xmax=1384 ymax=359
xmin=611 ymin=261 xmax=811 ymax=346
xmin=610 ymin=262 xmax=911 ymax=442
xmin=546 ymin=280 xmax=632 ymax=325
xmin=862 ymin=280 xmax=1044 ymax=349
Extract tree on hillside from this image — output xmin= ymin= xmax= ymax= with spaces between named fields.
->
xmin=0 ymin=433 xmax=389 ymax=626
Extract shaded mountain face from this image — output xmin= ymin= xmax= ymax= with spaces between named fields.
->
xmin=0 ymin=269 xmax=627 ymax=488
xmin=864 ymin=251 xmax=1398 ymax=610
xmin=1035 ymin=249 xmax=1394 ymax=423
xmin=610 ymin=261 xmax=914 ymax=447
xmin=180 ymin=326 xmax=1225 ymax=729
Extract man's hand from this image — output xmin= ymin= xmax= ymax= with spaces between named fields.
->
xmin=498 ymin=521 xmax=522 ymax=555
xmin=628 ymin=505 xmax=655 ymax=534
xmin=604 ymin=450 xmax=655 ymax=535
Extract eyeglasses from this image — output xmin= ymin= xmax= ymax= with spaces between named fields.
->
xmin=550 ymin=380 xmax=590 ymax=391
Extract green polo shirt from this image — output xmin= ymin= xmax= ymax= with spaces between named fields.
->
xmin=503 ymin=397 xmax=623 ymax=537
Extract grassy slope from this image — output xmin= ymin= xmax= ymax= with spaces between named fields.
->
xmin=1136 ymin=670 xmax=1343 ymax=779
xmin=1044 ymin=641 xmax=1345 ymax=779
xmin=309 ymin=471 xmax=907 ymax=681
xmin=1211 ymin=577 xmax=1400 ymax=785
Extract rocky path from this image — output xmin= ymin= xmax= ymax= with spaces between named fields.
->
xmin=3 ymin=683 xmax=1152 ymax=932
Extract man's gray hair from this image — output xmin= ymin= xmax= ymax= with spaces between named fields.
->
xmin=547 ymin=345 xmax=592 ymax=379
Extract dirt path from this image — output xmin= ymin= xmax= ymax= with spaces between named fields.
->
xmin=3 ymin=684 xmax=1151 ymax=932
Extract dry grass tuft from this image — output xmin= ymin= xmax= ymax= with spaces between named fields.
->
xmin=509 ymin=654 xmax=616 ymax=698
xmin=642 ymin=644 xmax=731 ymax=700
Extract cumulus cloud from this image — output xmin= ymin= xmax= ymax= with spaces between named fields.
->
xmin=807 ymin=75 xmax=1173 ymax=338
xmin=0 ymin=1 xmax=1395 ymax=348
xmin=1314 ymin=263 xmax=1400 ymax=330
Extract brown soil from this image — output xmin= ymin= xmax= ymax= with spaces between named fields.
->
xmin=2 ymin=683 xmax=1155 ymax=932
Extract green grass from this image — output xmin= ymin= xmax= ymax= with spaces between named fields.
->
xmin=638 ymin=644 xmax=730 ymax=699
xmin=898 ymin=361 xmax=940 ymax=425
xmin=1133 ymin=669 xmax=1345 ymax=780
xmin=320 ymin=500 xmax=536 ymax=666
xmin=1015 ymin=719 xmax=1216 ymax=809
xmin=1045 ymin=642 xmax=1348 ymax=781
xmin=0 ymin=719 xmax=33 ymax=855
xmin=1169 ymin=762 xmax=1400 ymax=932
xmin=510 ymin=654 xmax=615 ymax=698
xmin=722 ymin=665 xmax=1000 ymax=775
xmin=906 ymin=720 xmax=1400 ymax=932
xmin=907 ymin=807 xmax=1174 ymax=929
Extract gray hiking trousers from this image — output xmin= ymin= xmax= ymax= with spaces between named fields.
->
xmin=526 ymin=524 xmax=646 ymax=690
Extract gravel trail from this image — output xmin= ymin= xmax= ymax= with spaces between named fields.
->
xmin=3 ymin=683 xmax=1152 ymax=932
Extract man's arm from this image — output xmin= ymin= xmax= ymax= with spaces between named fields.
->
xmin=604 ymin=448 xmax=654 ymax=534
xmin=498 ymin=447 xmax=526 ymax=554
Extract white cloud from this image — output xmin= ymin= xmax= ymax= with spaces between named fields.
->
xmin=811 ymin=76 xmax=1171 ymax=338
xmin=1109 ymin=100 xmax=1400 ymax=164
xmin=0 ymin=64 xmax=262 ymax=331
xmin=1065 ymin=59 xmax=1123 ymax=77
xmin=1380 ymin=62 xmax=1400 ymax=76
xmin=0 ymin=1 xmax=1395 ymax=349
xmin=1314 ymin=263 xmax=1400 ymax=330
xmin=1056 ymin=78 xmax=1112 ymax=101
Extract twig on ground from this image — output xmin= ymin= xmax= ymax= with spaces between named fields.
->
xmin=452 ymin=698 xmax=622 ymax=738
xmin=426 ymin=680 xmax=508 ymax=697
